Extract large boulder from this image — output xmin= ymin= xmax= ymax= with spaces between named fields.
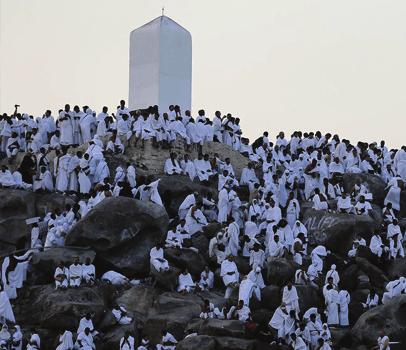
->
xmin=66 ymin=197 xmax=168 ymax=251
xmin=176 ymin=335 xmax=216 ymax=350
xmin=355 ymin=257 xmax=388 ymax=287
xmin=215 ymin=337 xmax=256 ymax=350
xmin=66 ymin=197 xmax=168 ymax=276
xmin=296 ymin=285 xmax=323 ymax=311
xmin=351 ymin=295 xmax=406 ymax=346
xmin=261 ymin=285 xmax=281 ymax=311
xmin=199 ymin=319 xmax=245 ymax=338
xmin=302 ymin=209 xmax=380 ymax=254
xmin=164 ymin=248 xmax=207 ymax=277
xmin=387 ymin=258 xmax=406 ymax=280
xmin=14 ymin=285 xmax=105 ymax=330
xmin=265 ymin=258 xmax=297 ymax=286
xmin=343 ymin=173 xmax=386 ymax=206
xmin=116 ymin=285 xmax=157 ymax=321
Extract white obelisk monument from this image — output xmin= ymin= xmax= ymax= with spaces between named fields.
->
xmin=129 ymin=15 xmax=192 ymax=112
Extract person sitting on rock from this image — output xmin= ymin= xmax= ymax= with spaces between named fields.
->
xmin=267 ymin=234 xmax=285 ymax=258
xmin=82 ymin=258 xmax=96 ymax=286
xmin=77 ymin=313 xmax=99 ymax=338
xmin=382 ymin=277 xmax=405 ymax=304
xmin=198 ymin=266 xmax=214 ymax=291
xmin=150 ymin=243 xmax=169 ymax=273
xmin=369 ymin=231 xmax=389 ymax=259
xmin=230 ymin=299 xmax=252 ymax=322
xmin=164 ymin=152 xmax=183 ymax=175
xmin=312 ymin=188 xmax=329 ymax=211
xmin=362 ymin=289 xmax=379 ymax=309
xmin=165 ymin=228 xmax=182 ymax=249
xmin=199 ymin=299 xmax=215 ymax=319
xmin=54 ymin=261 xmax=69 ymax=290
xmin=112 ymin=304 xmax=133 ymax=325
xmin=76 ymin=327 xmax=95 ymax=350
xmin=336 ymin=192 xmax=353 ymax=214
xmin=177 ymin=268 xmax=196 ymax=294
xmin=316 ymin=337 xmax=332 ymax=350
xmin=354 ymin=195 xmax=372 ymax=216
xmin=69 ymin=257 xmax=83 ymax=288
xmin=156 ymin=329 xmax=177 ymax=350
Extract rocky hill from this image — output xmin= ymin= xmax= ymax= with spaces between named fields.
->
xmin=2 ymin=140 xmax=406 ymax=350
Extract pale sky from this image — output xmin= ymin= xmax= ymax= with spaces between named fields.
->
xmin=1 ymin=0 xmax=405 ymax=147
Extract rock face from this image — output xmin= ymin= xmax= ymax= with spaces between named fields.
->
xmin=14 ymin=285 xmax=105 ymax=330
xmin=265 ymin=258 xmax=297 ymax=286
xmin=351 ymin=295 xmax=406 ymax=346
xmin=66 ymin=197 xmax=169 ymax=276
xmin=302 ymin=209 xmax=380 ymax=254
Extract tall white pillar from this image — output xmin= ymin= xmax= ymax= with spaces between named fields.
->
xmin=129 ymin=15 xmax=192 ymax=113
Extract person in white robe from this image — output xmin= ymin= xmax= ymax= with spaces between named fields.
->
xmin=56 ymin=330 xmax=74 ymax=350
xmin=337 ymin=193 xmax=353 ymax=213
xmin=249 ymin=244 xmax=265 ymax=270
xmin=54 ymin=261 xmax=69 ymax=289
xmin=119 ymin=332 xmax=134 ymax=350
xmin=311 ymin=245 xmax=328 ymax=273
xmin=325 ymin=265 xmax=340 ymax=286
xmin=0 ymin=289 xmax=15 ymax=324
xmin=38 ymin=166 xmax=53 ymax=191
xmin=282 ymin=281 xmax=300 ymax=313
xmin=354 ymin=196 xmax=372 ymax=215
xmin=185 ymin=205 xmax=208 ymax=236
xmin=268 ymin=303 xmax=289 ymax=340
xmin=221 ymin=256 xmax=240 ymax=299
xmin=382 ymin=277 xmax=405 ymax=304
xmin=362 ymin=289 xmax=379 ymax=309
xmin=177 ymin=269 xmax=196 ymax=293
xmin=178 ymin=193 xmax=196 ymax=220
xmin=156 ymin=330 xmax=177 ymax=350
xmin=238 ymin=275 xmax=258 ymax=307
xmin=76 ymin=328 xmax=95 ymax=350
xmin=101 ymin=271 xmax=129 ymax=286
xmin=180 ymin=154 xmax=196 ymax=181
xmin=240 ymin=163 xmax=259 ymax=192
xmin=58 ymin=109 xmax=74 ymax=146
xmin=338 ymin=289 xmax=350 ymax=327
xmin=10 ymin=324 xmax=23 ymax=350
xmin=306 ymin=313 xmax=323 ymax=349
xmin=164 ymin=153 xmax=183 ymax=175
xmin=227 ymin=219 xmax=240 ymax=257
xmin=268 ymin=235 xmax=285 ymax=258
xmin=150 ymin=243 xmax=169 ymax=272
xmin=126 ymin=163 xmax=137 ymax=188
xmin=198 ymin=266 xmax=214 ymax=291
xmin=376 ymin=331 xmax=391 ymax=350
xmin=286 ymin=194 xmax=300 ymax=228
xmin=55 ymin=151 xmax=71 ymax=192
xmin=69 ymin=257 xmax=83 ymax=287
xmin=112 ymin=304 xmax=133 ymax=325
xmin=82 ymin=258 xmax=95 ymax=285
xmin=0 ymin=166 xmax=16 ymax=188
xmin=217 ymin=187 xmax=231 ymax=224
xmin=389 ymin=233 xmax=404 ymax=259
xmin=325 ymin=285 xmax=339 ymax=325
xmin=289 ymin=333 xmax=307 ymax=350
xmin=369 ymin=232 xmax=387 ymax=258
xmin=384 ymin=178 xmax=402 ymax=212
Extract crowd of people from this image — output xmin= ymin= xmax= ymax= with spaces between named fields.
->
xmin=0 ymin=101 xmax=404 ymax=349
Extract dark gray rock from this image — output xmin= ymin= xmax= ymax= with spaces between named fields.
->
xmin=351 ymin=294 xmax=406 ymax=346
xmin=265 ymin=258 xmax=297 ymax=287
xmin=176 ymin=335 xmax=216 ymax=350
xmin=199 ymin=319 xmax=245 ymax=338
xmin=302 ymin=209 xmax=380 ymax=254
